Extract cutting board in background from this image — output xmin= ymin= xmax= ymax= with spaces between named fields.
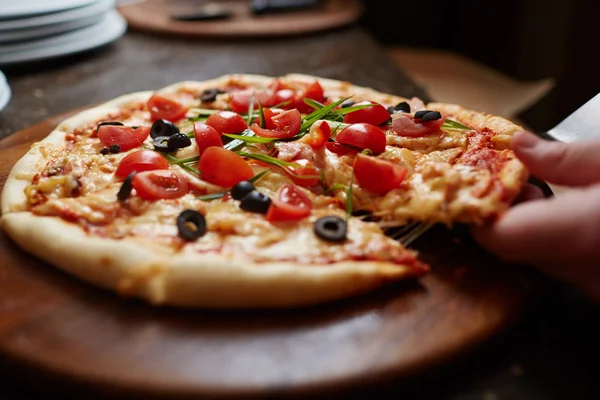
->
xmin=0 ymin=109 xmax=540 ymax=399
xmin=117 ymin=0 xmax=364 ymax=38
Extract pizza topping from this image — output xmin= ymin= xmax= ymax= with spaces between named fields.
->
xmin=200 ymin=88 xmax=225 ymax=102
xmin=286 ymin=159 xmax=321 ymax=187
xmin=391 ymin=113 xmax=446 ymax=137
xmin=109 ymin=144 xmax=121 ymax=154
xmin=199 ymin=147 xmax=254 ymax=187
xmin=168 ymin=132 xmax=193 ymax=150
xmin=96 ymin=121 xmax=124 ymax=133
xmin=206 ymin=111 xmax=248 ymax=134
xmin=131 ymin=170 xmax=189 ymax=200
xmin=115 ymin=150 xmax=169 ymax=180
xmin=150 ymin=119 xmax=180 ymax=139
xmin=231 ymin=181 xmax=255 ymax=200
xmin=343 ymin=101 xmax=390 ymax=126
xmin=176 ymin=209 xmax=207 ymax=241
xmin=388 ymin=101 xmax=411 ymax=114
xmin=147 ymin=93 xmax=188 ymax=122
xmin=353 ymin=153 xmax=408 ymax=195
xmin=97 ymin=125 xmax=150 ymax=152
xmin=117 ymin=172 xmax=136 ymax=201
xmin=330 ymin=123 xmax=387 ymax=155
xmin=340 ymin=100 xmax=355 ymax=108
xmin=314 ymin=216 xmax=347 ymax=242
xmin=194 ymin=122 xmax=223 ymax=156
xmin=250 ymin=109 xmax=301 ymax=139
xmin=298 ymin=120 xmax=331 ymax=150
xmin=230 ymin=89 xmax=274 ymax=113
xmin=266 ymin=184 xmax=312 ymax=222
xmin=100 ymin=148 xmax=109 ymax=155
xmin=239 ymin=191 xmax=271 ymax=214
xmin=414 ymin=110 xmax=442 ymax=122
xmin=294 ymin=81 xmax=326 ymax=114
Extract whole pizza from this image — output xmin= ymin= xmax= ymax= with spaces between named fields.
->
xmin=0 ymin=74 xmax=528 ymax=308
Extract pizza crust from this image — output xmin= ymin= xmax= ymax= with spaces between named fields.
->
xmin=1 ymin=213 xmax=421 ymax=308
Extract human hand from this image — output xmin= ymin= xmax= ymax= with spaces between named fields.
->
xmin=471 ymin=130 xmax=600 ymax=303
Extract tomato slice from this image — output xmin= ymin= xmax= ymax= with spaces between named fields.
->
xmin=343 ymin=101 xmax=390 ymax=126
xmin=229 ymin=89 xmax=275 ymax=113
xmin=299 ymin=120 xmax=331 ymax=150
xmin=272 ymin=89 xmax=296 ymax=108
xmin=132 ymin=170 xmax=189 ymax=200
xmin=194 ymin=122 xmax=223 ymax=156
xmin=253 ymin=108 xmax=284 ymax=129
xmin=294 ymin=81 xmax=325 ymax=114
xmin=266 ymin=184 xmax=312 ymax=222
xmin=286 ymin=159 xmax=321 ymax=187
xmin=335 ymin=123 xmax=387 ymax=155
xmin=325 ymin=141 xmax=358 ymax=156
xmin=98 ymin=125 xmax=150 ymax=151
xmin=147 ymin=94 xmax=188 ymax=122
xmin=115 ymin=150 xmax=169 ymax=180
xmin=391 ymin=114 xmax=445 ymax=137
xmin=199 ymin=147 xmax=254 ymax=187
xmin=353 ymin=154 xmax=408 ymax=195
xmin=206 ymin=111 xmax=248 ymax=134
xmin=250 ymin=109 xmax=301 ymax=139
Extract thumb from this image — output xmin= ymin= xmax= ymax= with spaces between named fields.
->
xmin=512 ymin=130 xmax=600 ymax=186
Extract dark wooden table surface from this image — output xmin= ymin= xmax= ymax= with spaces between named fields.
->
xmin=1 ymin=26 xmax=599 ymax=399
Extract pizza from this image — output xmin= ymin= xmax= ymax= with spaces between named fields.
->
xmin=0 ymin=73 xmax=528 ymax=308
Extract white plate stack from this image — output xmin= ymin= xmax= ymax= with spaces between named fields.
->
xmin=0 ymin=0 xmax=127 ymax=66
xmin=0 ymin=69 xmax=10 ymax=113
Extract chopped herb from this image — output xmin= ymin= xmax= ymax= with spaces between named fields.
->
xmin=222 ymin=133 xmax=276 ymax=144
xmin=258 ymin=100 xmax=266 ymax=128
xmin=224 ymin=129 xmax=257 ymax=151
xmin=345 ymin=172 xmax=354 ymax=220
xmin=441 ymin=119 xmax=471 ymax=130
xmin=246 ymin=93 xmax=256 ymax=126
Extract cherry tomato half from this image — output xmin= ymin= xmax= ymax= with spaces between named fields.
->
xmin=253 ymin=108 xmax=284 ymax=129
xmin=199 ymin=147 xmax=254 ymax=187
xmin=286 ymin=159 xmax=321 ymax=187
xmin=115 ymin=150 xmax=169 ymax=180
xmin=391 ymin=114 xmax=445 ymax=137
xmin=294 ymin=81 xmax=325 ymax=114
xmin=353 ymin=154 xmax=408 ymax=195
xmin=250 ymin=109 xmax=302 ymax=139
xmin=194 ymin=122 xmax=223 ymax=156
xmin=147 ymin=94 xmax=188 ymax=122
xmin=343 ymin=101 xmax=390 ymax=126
xmin=335 ymin=123 xmax=387 ymax=155
xmin=206 ymin=111 xmax=248 ymax=134
xmin=266 ymin=184 xmax=312 ymax=222
xmin=98 ymin=125 xmax=150 ymax=152
xmin=132 ymin=170 xmax=189 ymax=200
xmin=229 ymin=89 xmax=274 ymax=113
xmin=299 ymin=120 xmax=331 ymax=150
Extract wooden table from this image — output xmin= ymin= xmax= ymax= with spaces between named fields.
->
xmin=1 ymin=27 xmax=599 ymax=399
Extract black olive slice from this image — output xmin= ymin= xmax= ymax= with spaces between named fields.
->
xmin=314 ymin=216 xmax=347 ymax=242
xmin=414 ymin=110 xmax=429 ymax=119
xmin=100 ymin=148 xmax=109 ymax=155
xmin=387 ymin=106 xmax=396 ymax=114
xmin=167 ymin=132 xmax=192 ymax=151
xmin=153 ymin=136 xmax=175 ymax=152
xmin=341 ymin=100 xmax=355 ymax=108
xmin=200 ymin=89 xmax=220 ymax=102
xmin=388 ymin=101 xmax=411 ymax=115
xmin=117 ymin=172 xmax=136 ymax=201
xmin=109 ymin=144 xmax=121 ymax=154
xmin=96 ymin=121 xmax=124 ymax=133
xmin=240 ymin=191 xmax=271 ymax=214
xmin=150 ymin=119 xmax=180 ymax=139
xmin=177 ymin=210 xmax=207 ymax=241
xmin=231 ymin=181 xmax=255 ymax=200
xmin=419 ymin=111 xmax=442 ymax=122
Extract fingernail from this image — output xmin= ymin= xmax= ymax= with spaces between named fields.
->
xmin=513 ymin=130 xmax=539 ymax=149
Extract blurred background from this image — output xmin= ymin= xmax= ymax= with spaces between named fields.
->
xmin=360 ymin=0 xmax=599 ymax=132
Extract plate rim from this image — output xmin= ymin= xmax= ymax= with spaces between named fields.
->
xmin=0 ymin=0 xmax=101 ymax=20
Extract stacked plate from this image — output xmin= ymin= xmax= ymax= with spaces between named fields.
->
xmin=0 ymin=0 xmax=127 ymax=66
xmin=0 ymin=69 xmax=10 ymax=113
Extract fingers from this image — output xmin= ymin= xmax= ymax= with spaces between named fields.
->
xmin=471 ymin=184 xmax=600 ymax=265
xmin=512 ymin=131 xmax=600 ymax=186
xmin=513 ymin=183 xmax=544 ymax=204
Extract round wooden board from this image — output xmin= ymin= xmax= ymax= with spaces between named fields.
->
xmin=117 ymin=0 xmax=364 ymax=39
xmin=0 ymin=110 xmax=536 ymax=399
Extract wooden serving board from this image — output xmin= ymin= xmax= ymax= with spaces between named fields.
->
xmin=0 ymin=111 xmax=537 ymax=399
xmin=117 ymin=0 xmax=364 ymax=39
